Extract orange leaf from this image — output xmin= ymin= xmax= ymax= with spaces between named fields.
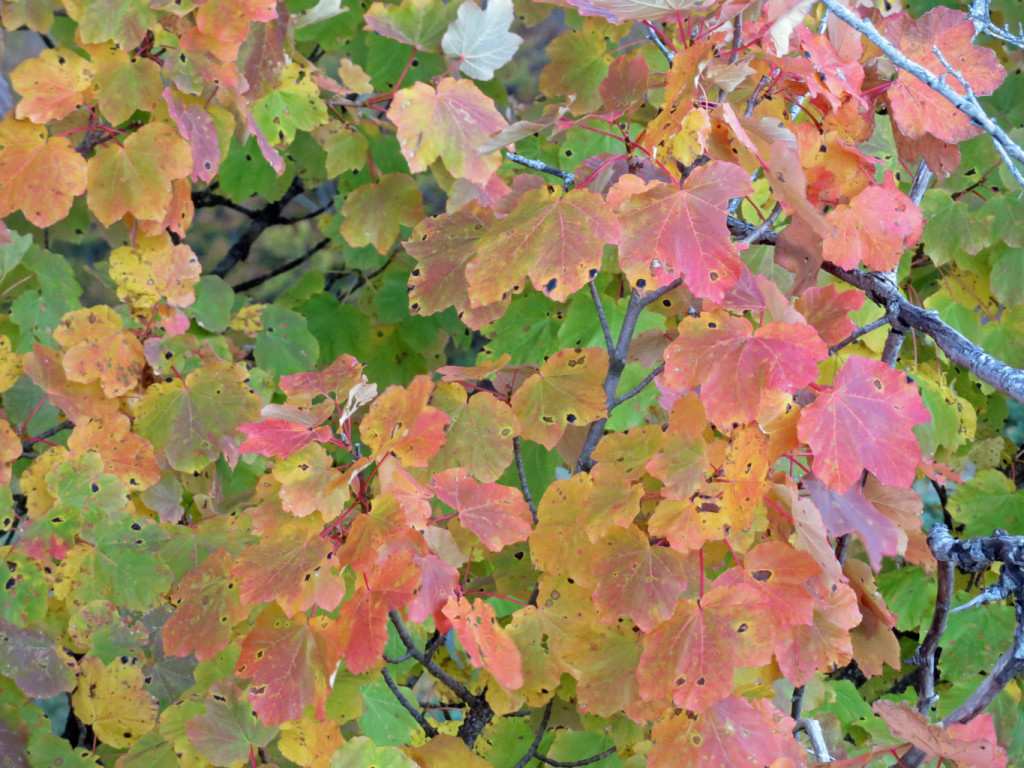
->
xmin=52 ymin=306 xmax=145 ymax=398
xmin=11 ymin=48 xmax=92 ymax=123
xmin=431 ymin=467 xmax=532 ymax=552
xmin=361 ymin=376 xmax=450 ymax=467
xmin=0 ymin=118 xmax=87 ymax=228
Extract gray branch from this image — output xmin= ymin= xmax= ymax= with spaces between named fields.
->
xmin=821 ymin=0 xmax=1024 ymax=186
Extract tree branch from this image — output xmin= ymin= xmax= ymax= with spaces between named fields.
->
xmin=211 ymin=178 xmax=306 ymax=277
xmin=381 ymin=667 xmax=439 ymax=738
xmin=513 ymin=436 xmax=538 ymax=524
xmin=512 ymin=701 xmax=552 ymax=768
xmin=821 ymin=0 xmax=1024 ymax=185
xmin=506 ymin=152 xmax=574 ymax=191
xmin=232 ymin=237 xmax=331 ymax=292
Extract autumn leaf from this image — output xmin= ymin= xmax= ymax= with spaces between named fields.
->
xmin=87 ymin=122 xmax=192 ymax=226
xmin=340 ymin=173 xmax=424 ymax=254
xmin=109 ymin=234 xmax=201 ymax=310
xmin=361 ymin=376 xmax=450 ymax=467
xmin=823 ymin=172 xmax=925 ymax=271
xmin=615 ymin=162 xmax=753 ymax=301
xmin=52 ymin=305 xmax=145 ymax=398
xmin=239 ymin=415 xmax=334 ymax=460
xmin=272 ymin=443 xmax=351 ymax=519
xmin=430 ymin=383 xmax=519 ymax=482
xmin=11 ymin=48 xmax=93 ymax=123
xmin=442 ymin=0 xmax=523 ymax=81
xmin=799 ymin=356 xmax=930 ymax=492
xmin=388 ymin=77 xmax=508 ymax=184
xmin=364 ymin=0 xmax=460 ymax=51
xmin=163 ymin=549 xmax=251 ymax=661
xmin=88 ymin=44 xmax=162 ymax=126
xmin=67 ymin=413 xmax=161 ymax=491
xmin=235 ymin=606 xmax=343 ymax=725
xmin=873 ymin=700 xmax=1007 ymax=767
xmin=565 ymin=0 xmax=721 ymax=23
xmin=187 ymin=680 xmax=278 ymax=765
xmin=72 ymin=656 xmax=157 ymax=749
xmin=637 ymin=581 xmax=773 ymax=712
xmin=405 ymin=202 xmax=508 ymax=330
xmin=0 ymin=419 xmax=20 ymax=485
xmin=69 ymin=0 xmax=156 ymax=49
xmin=133 ymin=358 xmax=262 ymax=474
xmin=511 ymin=347 xmax=608 ymax=449
xmin=0 ymin=618 xmax=78 ymax=698
xmin=465 ymin=186 xmax=620 ymax=304
xmin=886 ymin=6 xmax=1006 ymax=143
xmin=588 ymin=525 xmax=688 ymax=632
xmin=443 ymin=596 xmax=524 ymax=690
xmin=431 ymin=467 xmax=533 ymax=552
xmin=804 ymin=475 xmax=903 ymax=571
xmin=600 ymin=54 xmax=650 ymax=116
xmin=0 ymin=118 xmax=87 ymax=228
xmin=663 ymin=312 xmax=827 ymax=427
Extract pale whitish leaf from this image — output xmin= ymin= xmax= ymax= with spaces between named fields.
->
xmin=442 ymin=0 xmax=523 ymax=81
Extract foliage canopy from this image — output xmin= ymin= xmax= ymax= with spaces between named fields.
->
xmin=2 ymin=0 xmax=1024 ymax=766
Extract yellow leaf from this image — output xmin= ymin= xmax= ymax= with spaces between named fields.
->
xmin=72 ymin=656 xmax=158 ymax=749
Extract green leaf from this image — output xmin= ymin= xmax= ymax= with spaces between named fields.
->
xmin=329 ymin=736 xmax=418 ymax=768
xmin=947 ymin=468 xmax=1024 ymax=538
xmin=218 ymin=136 xmax=297 ymax=204
xmin=255 ymin=304 xmax=320 ymax=377
xmin=920 ymin=189 xmax=990 ymax=266
xmin=191 ymin=276 xmax=236 ymax=333
xmin=358 ymin=678 xmax=422 ymax=746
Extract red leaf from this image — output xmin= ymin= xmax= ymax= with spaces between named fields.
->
xmin=615 ymin=162 xmax=752 ymax=301
xmin=430 ymin=467 xmax=533 ymax=552
xmin=886 ymin=7 xmax=1005 ymax=143
xmin=795 ymin=285 xmax=865 ymax=346
xmin=798 ymin=356 xmax=930 ymax=492
xmin=234 ymin=607 xmax=342 ymax=725
xmin=238 ymin=418 xmax=333 ymax=459
xmin=823 ymin=172 xmax=924 ymax=271
xmin=663 ymin=312 xmax=827 ymax=427
xmin=361 ymin=376 xmax=450 ymax=467
xmin=442 ymin=596 xmax=524 ymax=690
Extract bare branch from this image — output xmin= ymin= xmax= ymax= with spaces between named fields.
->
xmin=610 ymin=363 xmax=664 ymax=409
xmin=828 ymin=317 xmax=891 ymax=356
xmin=506 ymin=152 xmax=574 ymax=190
xmin=381 ymin=668 xmax=439 ymax=738
xmin=968 ymin=0 xmax=1024 ymax=49
xmin=232 ymin=237 xmax=332 ymax=292
xmin=512 ymin=702 xmax=553 ymax=768
xmin=590 ymin=279 xmax=615 ymax=355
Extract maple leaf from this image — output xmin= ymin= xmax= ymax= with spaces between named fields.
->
xmin=798 ymin=356 xmax=930 ymax=492
xmin=0 ymin=419 xmax=20 ymax=485
xmin=336 ymin=552 xmax=419 ymax=674
xmin=588 ymin=525 xmax=688 ymax=632
xmin=886 ymin=6 xmax=1006 ymax=143
xmin=72 ymin=656 xmax=157 ymax=749
xmin=511 ymin=347 xmax=608 ymax=449
xmin=387 ymin=77 xmax=508 ymax=184
xmin=193 ymin=0 xmax=278 ymax=59
xmin=430 ymin=383 xmax=519 ymax=483
xmin=0 ymin=618 xmax=78 ymax=698
xmin=465 ymin=186 xmax=620 ymax=305
xmin=361 ymin=376 xmax=450 ymax=467
xmin=272 ymin=444 xmax=351 ymax=519
xmin=443 ymin=596 xmax=524 ymax=690
xmin=163 ymin=549 xmax=251 ymax=661
xmin=663 ymin=312 xmax=827 ymax=427
xmin=364 ymin=0 xmax=461 ymax=51
xmin=280 ymin=354 xmax=371 ymax=408
xmin=774 ymin=574 xmax=860 ymax=686
xmin=600 ymin=54 xmax=650 ymax=116
xmin=565 ymin=0 xmax=720 ymax=23
xmin=87 ymin=122 xmax=193 ymax=227
xmin=109 ymin=234 xmax=201 ymax=310
xmin=649 ymin=697 xmax=804 ymax=768
xmin=340 ymin=173 xmax=424 ymax=255
xmin=252 ymin=63 xmax=328 ymax=145
xmin=133 ymin=358 xmax=262 ymax=474
xmin=239 ymin=415 xmax=333 ymax=459
xmin=52 ymin=305 xmax=145 ymax=398
xmin=164 ymin=88 xmax=223 ymax=183
xmin=431 ymin=467 xmax=533 ymax=552
xmin=405 ymin=202 xmax=509 ymax=330
xmin=187 ymin=681 xmax=278 ymax=765
xmin=804 ymin=475 xmax=902 ymax=571
xmin=795 ymin=285 xmax=865 ymax=346
xmin=874 ymin=700 xmax=1007 ymax=767
xmin=88 ymin=44 xmax=162 ymax=126
xmin=615 ymin=163 xmax=753 ymax=301
xmin=637 ymin=581 xmax=773 ymax=712
xmin=823 ymin=172 xmax=925 ymax=271
xmin=235 ymin=606 xmax=343 ymax=725
xmin=442 ymin=0 xmax=523 ymax=81
xmin=541 ymin=27 xmax=610 ymax=115
xmin=22 ymin=344 xmax=119 ymax=423
xmin=0 ymin=118 xmax=87 ymax=228
xmin=70 ymin=0 xmax=156 ymax=49
xmin=67 ymin=413 xmax=161 ymax=491
xmin=11 ymin=48 xmax=92 ymax=124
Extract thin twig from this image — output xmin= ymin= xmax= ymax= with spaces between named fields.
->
xmin=513 ymin=436 xmax=538 ymax=524
xmin=381 ymin=667 xmax=439 ymax=738
xmin=610 ymin=363 xmax=664 ymax=409
xmin=512 ymin=702 xmax=553 ymax=768
xmin=645 ymin=28 xmax=675 ymax=63
xmin=912 ymin=559 xmax=954 ymax=715
xmin=506 ymin=152 xmax=574 ymax=190
xmin=537 ymin=747 xmax=617 ymax=767
xmin=739 ymin=202 xmax=782 ymax=245
xmin=828 ymin=317 xmax=891 ymax=356
xmin=590 ymin=279 xmax=615 ymax=355
xmin=232 ymin=237 xmax=331 ymax=292
xmin=388 ymin=610 xmax=479 ymax=705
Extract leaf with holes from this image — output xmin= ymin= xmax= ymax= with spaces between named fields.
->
xmin=511 ymin=347 xmax=608 ymax=449
xmin=466 ymin=186 xmax=620 ymax=305
xmin=615 ymin=162 xmax=752 ymax=300
xmin=0 ymin=118 xmax=87 ymax=228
